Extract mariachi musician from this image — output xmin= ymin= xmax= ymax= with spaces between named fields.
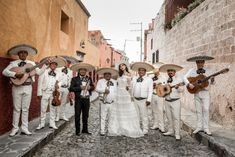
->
xmin=69 ymin=63 xmax=95 ymax=136
xmin=159 ymin=64 xmax=184 ymax=140
xmin=184 ymin=55 xmax=215 ymax=135
xmin=36 ymin=56 xmax=66 ymax=130
xmin=2 ymin=44 xmax=49 ymax=136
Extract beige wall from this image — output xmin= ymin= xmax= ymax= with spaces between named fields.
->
xmin=0 ymin=0 xmax=94 ymax=64
xmin=148 ymin=0 xmax=235 ymax=129
xmin=84 ymin=41 xmax=100 ymax=67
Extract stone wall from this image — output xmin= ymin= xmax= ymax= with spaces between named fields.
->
xmin=150 ymin=0 xmax=235 ymax=129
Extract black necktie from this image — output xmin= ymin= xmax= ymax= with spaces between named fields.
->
xmin=18 ymin=61 xmax=26 ymax=67
xmin=197 ymin=68 xmax=206 ymax=74
xmin=152 ymin=76 xmax=158 ymax=81
xmin=167 ymin=77 xmax=173 ymax=83
xmin=62 ymin=67 xmax=68 ymax=74
xmin=48 ymin=70 xmax=56 ymax=77
xmin=107 ymin=80 xmax=114 ymax=86
xmin=137 ymin=77 xmax=143 ymax=82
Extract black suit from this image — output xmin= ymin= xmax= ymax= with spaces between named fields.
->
xmin=69 ymin=75 xmax=94 ymax=134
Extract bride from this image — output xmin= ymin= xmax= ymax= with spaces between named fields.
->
xmin=108 ymin=61 xmax=144 ymax=138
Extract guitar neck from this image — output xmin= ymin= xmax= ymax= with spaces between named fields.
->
xmin=28 ymin=60 xmax=47 ymax=72
xmin=171 ymin=82 xmax=185 ymax=88
xmin=201 ymin=69 xmax=227 ymax=83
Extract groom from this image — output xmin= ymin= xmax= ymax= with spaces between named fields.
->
xmin=131 ymin=62 xmax=154 ymax=135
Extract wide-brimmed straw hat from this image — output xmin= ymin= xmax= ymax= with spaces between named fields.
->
xmin=7 ymin=44 xmax=37 ymax=55
xmin=187 ymin=55 xmax=214 ymax=62
xmin=131 ymin=62 xmax=155 ymax=72
xmin=97 ymin=68 xmax=118 ymax=76
xmin=60 ymin=56 xmax=79 ymax=64
xmin=40 ymin=56 xmax=67 ymax=68
xmin=70 ymin=63 xmax=95 ymax=72
xmin=159 ymin=64 xmax=183 ymax=73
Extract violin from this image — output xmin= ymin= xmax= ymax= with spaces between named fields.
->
xmin=52 ymin=80 xmax=61 ymax=106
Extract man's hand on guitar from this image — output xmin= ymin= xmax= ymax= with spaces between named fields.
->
xmin=15 ymin=73 xmax=24 ymax=79
xmin=188 ymin=83 xmax=195 ymax=89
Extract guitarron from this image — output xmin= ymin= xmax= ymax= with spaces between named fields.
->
xmin=156 ymin=82 xmax=185 ymax=97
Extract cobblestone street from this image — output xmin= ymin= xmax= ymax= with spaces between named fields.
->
xmin=33 ymin=102 xmax=216 ymax=157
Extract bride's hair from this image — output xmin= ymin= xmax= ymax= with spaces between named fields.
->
xmin=118 ymin=63 xmax=129 ymax=76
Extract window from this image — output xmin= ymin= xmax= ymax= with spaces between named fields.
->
xmin=151 ymin=39 xmax=153 ymax=50
xmin=156 ymin=50 xmax=159 ymax=62
xmin=152 ymin=52 xmax=155 ymax=64
xmin=60 ymin=10 xmax=69 ymax=34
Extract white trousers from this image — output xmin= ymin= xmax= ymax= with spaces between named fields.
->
xmin=151 ymin=94 xmax=165 ymax=130
xmin=134 ymin=99 xmax=149 ymax=132
xmin=165 ymin=99 xmax=181 ymax=136
xmin=100 ymin=102 xmax=112 ymax=134
xmin=56 ymin=88 xmax=68 ymax=119
xmin=12 ymin=85 xmax=32 ymax=131
xmin=39 ymin=91 xmax=57 ymax=126
xmin=195 ymin=91 xmax=210 ymax=130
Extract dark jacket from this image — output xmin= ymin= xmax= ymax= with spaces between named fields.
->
xmin=69 ymin=75 xmax=95 ymax=98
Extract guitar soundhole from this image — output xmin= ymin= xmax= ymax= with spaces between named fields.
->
xmin=164 ymin=87 xmax=167 ymax=91
xmin=25 ymin=68 xmax=30 ymax=73
xmin=197 ymin=80 xmax=202 ymax=84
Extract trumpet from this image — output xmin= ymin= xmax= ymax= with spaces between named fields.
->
xmin=103 ymin=84 xmax=110 ymax=103
xmin=81 ymin=79 xmax=90 ymax=97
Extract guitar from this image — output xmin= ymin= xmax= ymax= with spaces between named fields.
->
xmin=10 ymin=59 xmax=48 ymax=86
xmin=187 ymin=68 xmax=229 ymax=94
xmin=156 ymin=82 xmax=185 ymax=97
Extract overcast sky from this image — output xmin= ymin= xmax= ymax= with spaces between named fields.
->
xmin=81 ymin=0 xmax=164 ymax=62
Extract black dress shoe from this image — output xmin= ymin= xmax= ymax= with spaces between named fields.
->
xmin=82 ymin=131 xmax=92 ymax=135
xmin=76 ymin=133 xmax=81 ymax=136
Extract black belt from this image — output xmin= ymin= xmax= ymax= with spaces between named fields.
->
xmin=134 ymin=97 xmax=147 ymax=101
xmin=22 ymin=82 xmax=32 ymax=86
xmin=103 ymin=101 xmax=114 ymax=104
xmin=165 ymin=98 xmax=180 ymax=102
xmin=80 ymin=96 xmax=90 ymax=99
xmin=61 ymin=85 xmax=68 ymax=88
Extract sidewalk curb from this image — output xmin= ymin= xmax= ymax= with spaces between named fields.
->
xmin=182 ymin=121 xmax=235 ymax=157
xmin=22 ymin=116 xmax=74 ymax=157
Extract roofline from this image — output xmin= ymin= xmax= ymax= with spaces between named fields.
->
xmin=75 ymin=0 xmax=91 ymax=17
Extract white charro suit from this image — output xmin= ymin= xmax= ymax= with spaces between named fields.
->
xmin=96 ymin=78 xmax=117 ymax=134
xmin=151 ymin=74 xmax=166 ymax=132
xmin=164 ymin=75 xmax=184 ymax=137
xmin=132 ymin=75 xmax=153 ymax=134
xmin=37 ymin=68 xmax=61 ymax=128
xmin=56 ymin=67 xmax=73 ymax=121
xmin=2 ymin=60 xmax=46 ymax=133
xmin=184 ymin=67 xmax=214 ymax=131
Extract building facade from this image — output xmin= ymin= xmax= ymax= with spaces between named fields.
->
xmin=0 ymin=0 xmax=95 ymax=135
xmin=145 ymin=0 xmax=235 ymax=129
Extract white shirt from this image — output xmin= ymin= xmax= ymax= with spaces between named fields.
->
xmin=58 ymin=67 xmax=73 ymax=88
xmin=132 ymin=74 xmax=153 ymax=102
xmin=165 ymin=75 xmax=184 ymax=100
xmin=152 ymin=74 xmax=166 ymax=94
xmin=96 ymin=78 xmax=117 ymax=103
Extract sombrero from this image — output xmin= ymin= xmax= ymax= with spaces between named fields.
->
xmin=7 ymin=44 xmax=37 ymax=55
xmin=60 ymin=56 xmax=79 ymax=64
xmin=40 ymin=56 xmax=67 ymax=68
xmin=159 ymin=64 xmax=183 ymax=73
xmin=70 ymin=63 xmax=95 ymax=72
xmin=131 ymin=62 xmax=155 ymax=72
xmin=187 ymin=55 xmax=214 ymax=62
xmin=115 ymin=60 xmax=130 ymax=70
xmin=97 ymin=68 xmax=118 ymax=76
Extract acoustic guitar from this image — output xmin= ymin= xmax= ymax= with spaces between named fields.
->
xmin=156 ymin=82 xmax=185 ymax=97
xmin=10 ymin=59 xmax=48 ymax=86
xmin=187 ymin=68 xmax=229 ymax=94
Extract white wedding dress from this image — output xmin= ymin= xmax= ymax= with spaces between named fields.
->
xmin=108 ymin=75 xmax=144 ymax=138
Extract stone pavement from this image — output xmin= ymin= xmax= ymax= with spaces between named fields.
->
xmin=181 ymin=108 xmax=235 ymax=157
xmin=32 ymin=100 xmax=216 ymax=157
xmin=0 ymin=104 xmax=74 ymax=157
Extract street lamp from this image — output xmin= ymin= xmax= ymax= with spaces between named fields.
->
xmin=130 ymin=22 xmax=143 ymax=61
